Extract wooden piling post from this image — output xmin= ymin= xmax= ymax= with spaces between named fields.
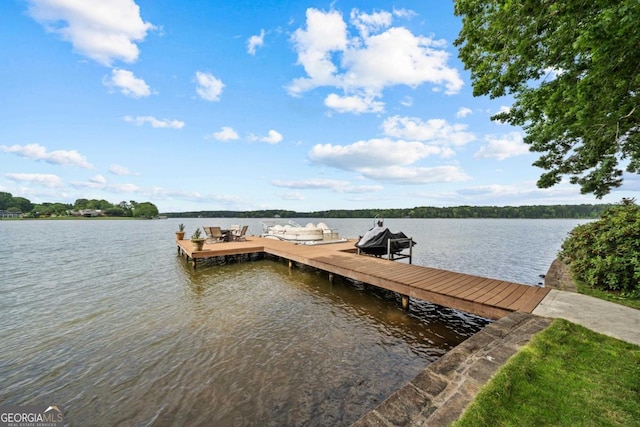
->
xmin=289 ymin=260 xmax=294 ymax=269
xmin=401 ymin=295 xmax=410 ymax=311
xmin=329 ymin=273 xmax=334 ymax=284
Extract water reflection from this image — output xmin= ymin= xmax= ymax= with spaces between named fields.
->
xmin=179 ymin=256 xmax=487 ymax=351
xmin=168 ymin=256 xmax=488 ymax=425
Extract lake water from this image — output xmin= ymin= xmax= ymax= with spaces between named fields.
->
xmin=0 ymin=218 xmax=587 ymax=426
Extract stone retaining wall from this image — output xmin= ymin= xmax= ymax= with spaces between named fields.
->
xmin=352 ymin=312 xmax=552 ymax=426
xmin=544 ymin=258 xmax=576 ymax=292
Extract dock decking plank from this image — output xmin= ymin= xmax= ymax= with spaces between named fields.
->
xmin=459 ymin=278 xmax=507 ymax=301
xmin=496 ymin=285 xmax=531 ymax=309
xmin=511 ymin=286 xmax=551 ymax=312
xmin=421 ymin=273 xmax=479 ymax=293
xmin=176 ymin=236 xmax=549 ymax=320
xmin=422 ymin=276 xmax=475 ymax=296
xmin=479 ymin=283 xmax=523 ymax=306
xmin=444 ymin=278 xmax=499 ymax=301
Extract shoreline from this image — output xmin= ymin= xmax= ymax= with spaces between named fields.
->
xmin=0 ymin=216 xmax=149 ymax=220
xmin=354 ymin=258 xmax=640 ymax=426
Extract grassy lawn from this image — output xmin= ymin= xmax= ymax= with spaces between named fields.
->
xmin=453 ymin=319 xmax=640 ymax=427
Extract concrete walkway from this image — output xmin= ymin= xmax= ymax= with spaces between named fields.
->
xmin=533 ymin=289 xmax=640 ymax=346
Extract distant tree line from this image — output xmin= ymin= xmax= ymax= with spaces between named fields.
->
xmin=164 ymin=204 xmax=611 ymax=219
xmin=0 ymin=192 xmax=159 ymax=219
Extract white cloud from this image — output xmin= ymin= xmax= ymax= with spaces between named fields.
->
xmin=400 ymin=96 xmax=413 ymax=107
xmin=324 ymin=93 xmax=384 ymax=114
xmin=341 ymin=184 xmax=384 ymax=193
xmin=1 ymin=143 xmax=93 ymax=168
xmin=280 ymin=192 xmax=305 ymax=201
xmin=273 ymin=179 xmax=350 ymax=189
xmin=72 ymin=179 xmax=142 ymax=193
xmin=103 ymin=68 xmax=151 ymax=98
xmin=287 ymin=8 xmax=463 ymax=113
xmin=195 ymin=71 xmax=224 ymax=102
xmin=124 ymin=115 xmax=185 ymax=129
xmin=109 ymin=164 xmax=135 ymax=175
xmin=27 ymin=0 xmax=155 ymax=66
xmin=474 ymin=132 xmax=530 ymax=160
xmin=210 ymin=126 xmax=239 ymax=141
xmin=349 ymin=9 xmax=392 ymax=38
xmin=456 ymin=107 xmax=472 ymax=118
xmin=341 ymin=27 xmax=462 ymax=94
xmin=155 ymin=188 xmax=205 ymax=201
xmin=251 ymin=130 xmax=283 ymax=144
xmin=108 ymin=183 xmax=141 ymax=193
xmin=247 ymin=29 xmax=265 ymax=55
xmin=74 ymin=175 xmax=106 ymax=189
xmin=392 ymin=8 xmax=417 ymax=19
xmin=381 ymin=116 xmax=476 ymax=147
xmin=359 ymin=165 xmax=470 ymax=184
xmin=457 ymin=183 xmax=533 ymax=198
xmin=4 ymin=172 xmax=63 ymax=188
xmin=272 ymin=179 xmax=383 ymax=193
xmin=307 ymin=135 xmax=473 ymax=185
xmin=89 ymin=174 xmax=106 ymax=184
xmin=288 ymin=8 xmax=348 ymax=96
xmin=451 ymin=182 xmax=602 ymax=205
xmin=309 ymin=138 xmax=444 ymax=170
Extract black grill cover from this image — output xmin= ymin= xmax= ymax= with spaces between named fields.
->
xmin=355 ymin=229 xmax=416 ymax=256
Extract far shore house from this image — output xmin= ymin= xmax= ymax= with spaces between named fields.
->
xmin=72 ymin=209 xmax=104 ymax=217
xmin=0 ymin=210 xmax=21 ymax=218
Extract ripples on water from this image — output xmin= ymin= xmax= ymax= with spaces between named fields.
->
xmin=0 ymin=218 xmax=585 ymax=425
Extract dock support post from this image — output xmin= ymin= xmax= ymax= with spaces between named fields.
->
xmin=401 ymin=295 xmax=410 ymax=311
xmin=289 ymin=260 xmax=294 ymax=269
xmin=409 ymin=238 xmax=413 ymax=264
xmin=328 ymin=273 xmax=334 ymax=284
xmin=192 ymin=258 xmax=197 ymax=269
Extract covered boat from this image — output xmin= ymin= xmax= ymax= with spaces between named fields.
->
xmin=261 ymin=220 xmax=346 ymax=245
xmin=355 ymin=220 xmax=416 ymax=257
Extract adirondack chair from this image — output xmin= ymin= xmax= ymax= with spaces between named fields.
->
xmin=203 ymin=226 xmax=226 ymax=243
xmin=231 ymin=225 xmax=248 ymax=241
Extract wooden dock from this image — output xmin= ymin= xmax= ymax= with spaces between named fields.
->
xmin=176 ymin=236 xmax=550 ymax=320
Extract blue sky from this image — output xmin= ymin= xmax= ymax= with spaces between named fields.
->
xmin=1 ymin=0 xmax=636 ymax=213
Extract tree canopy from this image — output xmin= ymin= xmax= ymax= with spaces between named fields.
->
xmin=0 ymin=192 xmax=34 ymax=212
xmin=454 ymin=1 xmax=640 ymax=197
xmin=132 ymin=202 xmax=159 ymax=219
xmin=0 ymin=192 xmax=159 ymax=218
